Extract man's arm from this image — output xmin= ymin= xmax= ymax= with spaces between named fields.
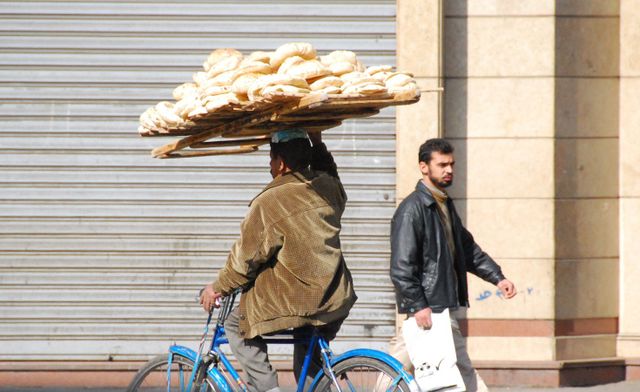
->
xmin=201 ymin=202 xmax=283 ymax=311
xmin=461 ymin=226 xmax=517 ymax=299
xmin=309 ymin=131 xmax=339 ymax=178
xmin=390 ymin=209 xmax=429 ymax=314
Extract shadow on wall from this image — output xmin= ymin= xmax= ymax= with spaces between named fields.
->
xmin=553 ymin=8 xmax=620 ymax=327
xmin=443 ymin=0 xmax=467 ymax=222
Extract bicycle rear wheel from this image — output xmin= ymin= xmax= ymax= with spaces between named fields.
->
xmin=127 ymin=353 xmax=217 ymax=392
xmin=311 ymin=356 xmax=411 ymax=392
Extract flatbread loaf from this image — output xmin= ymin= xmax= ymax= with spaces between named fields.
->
xmin=385 ymin=72 xmax=414 ymax=87
xmin=309 ymin=76 xmax=344 ymax=90
xmin=231 ymin=72 xmax=264 ymax=95
xmin=247 ymin=74 xmax=309 ymax=100
xmin=172 ymin=82 xmax=198 ymax=101
xmin=366 ymin=65 xmax=393 ymax=76
xmin=283 ymin=59 xmax=331 ymax=80
xmin=277 ymin=56 xmax=306 ymax=74
xmin=329 ymin=61 xmax=356 ymax=76
xmin=320 ymin=50 xmax=358 ymax=66
xmin=203 ymin=48 xmax=243 ymax=72
xmin=247 ymin=51 xmax=273 ymax=64
xmin=261 ymin=85 xmax=311 ymax=96
xmin=155 ymin=101 xmax=183 ymax=126
xmin=342 ymin=83 xmax=388 ymax=96
xmin=192 ymin=72 xmax=209 ymax=87
xmin=270 ymin=42 xmax=317 ymax=69
xmin=206 ymin=55 xmax=242 ymax=78
xmin=316 ymin=85 xmax=342 ymax=95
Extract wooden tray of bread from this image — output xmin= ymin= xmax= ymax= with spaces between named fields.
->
xmin=138 ymin=43 xmax=429 ymax=159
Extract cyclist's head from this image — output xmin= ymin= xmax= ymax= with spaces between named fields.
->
xmin=269 ymin=128 xmax=312 ymax=178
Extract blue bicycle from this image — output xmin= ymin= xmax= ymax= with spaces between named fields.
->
xmin=127 ymin=291 xmax=417 ymax=391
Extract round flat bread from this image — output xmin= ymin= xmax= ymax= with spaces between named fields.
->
xmin=270 ymin=42 xmax=317 ymax=69
xmin=203 ymin=92 xmax=239 ymax=111
xmin=192 ymin=71 xmax=208 ymax=87
xmin=343 ymin=83 xmax=388 ymax=96
xmin=155 ymin=101 xmax=182 ymax=126
xmin=317 ymin=85 xmax=342 ymax=95
xmin=208 ymin=70 xmax=237 ymax=87
xmin=173 ymin=95 xmax=200 ymax=119
xmin=319 ymin=50 xmax=358 ymax=66
xmin=372 ymin=71 xmax=393 ymax=81
xmin=309 ymin=75 xmax=344 ymax=90
xmin=329 ymin=61 xmax=356 ymax=76
xmin=204 ymin=48 xmax=243 ymax=71
xmin=366 ymin=65 xmax=393 ymax=76
xmin=172 ymin=82 xmax=198 ymax=101
xmin=277 ymin=56 xmax=306 ymax=74
xmin=247 ymin=50 xmax=273 ymax=64
xmin=385 ymin=72 xmax=414 ymax=87
xmin=201 ymin=85 xmax=231 ymax=98
xmin=206 ymin=55 xmax=242 ymax=78
xmin=285 ymin=60 xmax=331 ymax=80
xmin=261 ymin=84 xmax=311 ymax=96
xmin=388 ymin=81 xmax=419 ymax=95
xmin=232 ymin=72 xmax=264 ymax=95
xmin=340 ymin=71 xmax=369 ymax=82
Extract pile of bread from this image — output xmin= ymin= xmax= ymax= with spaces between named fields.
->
xmin=139 ymin=42 xmax=419 ymax=133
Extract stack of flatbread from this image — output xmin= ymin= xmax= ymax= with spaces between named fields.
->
xmin=138 ymin=42 xmax=419 ymax=134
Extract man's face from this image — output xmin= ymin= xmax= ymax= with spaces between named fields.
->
xmin=419 ymin=151 xmax=455 ymax=189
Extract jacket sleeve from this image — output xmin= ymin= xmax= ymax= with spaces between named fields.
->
xmin=460 ymin=225 xmax=506 ymax=285
xmin=212 ymin=201 xmax=283 ymax=295
xmin=390 ymin=208 xmax=429 ymax=313
xmin=311 ymin=142 xmax=339 ymax=178
xmin=311 ymin=141 xmax=347 ymax=203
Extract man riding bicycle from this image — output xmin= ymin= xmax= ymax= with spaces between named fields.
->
xmin=200 ymin=129 xmax=357 ymax=392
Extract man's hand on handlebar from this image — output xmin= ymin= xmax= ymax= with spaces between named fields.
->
xmin=200 ymin=283 xmax=222 ymax=312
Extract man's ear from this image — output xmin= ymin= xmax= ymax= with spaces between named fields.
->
xmin=279 ymin=159 xmax=287 ymax=174
xmin=418 ymin=161 xmax=429 ymax=176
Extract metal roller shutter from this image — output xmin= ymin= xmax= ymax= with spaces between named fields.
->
xmin=0 ymin=0 xmax=397 ymax=362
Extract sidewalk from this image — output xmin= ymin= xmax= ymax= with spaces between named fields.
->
xmin=1 ymin=381 xmax=640 ymax=392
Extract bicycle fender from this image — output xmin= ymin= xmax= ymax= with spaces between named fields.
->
xmin=307 ymin=348 xmax=419 ymax=392
xmin=169 ymin=344 xmax=197 ymax=361
xmin=168 ymin=345 xmax=232 ymax=392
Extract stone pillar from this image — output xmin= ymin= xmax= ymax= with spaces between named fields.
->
xmin=443 ymin=0 xmax=557 ymax=370
xmin=396 ymin=0 xmax=443 ymax=201
xmin=552 ymin=1 xmax=619 ymax=363
xmin=618 ymin=0 xmax=640 ymax=379
xmin=395 ymin=0 xmax=626 ymax=387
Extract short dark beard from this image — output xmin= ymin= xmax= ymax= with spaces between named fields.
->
xmin=430 ymin=175 xmax=452 ymax=189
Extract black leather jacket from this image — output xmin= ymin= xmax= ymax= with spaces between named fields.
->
xmin=390 ymin=180 xmax=506 ymax=313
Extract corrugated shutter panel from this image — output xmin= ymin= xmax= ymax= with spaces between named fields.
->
xmin=0 ymin=0 xmax=397 ymax=361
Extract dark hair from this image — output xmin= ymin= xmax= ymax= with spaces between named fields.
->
xmin=269 ymin=138 xmax=312 ymax=171
xmin=418 ymin=138 xmax=454 ymax=163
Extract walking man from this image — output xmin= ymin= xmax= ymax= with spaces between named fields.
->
xmin=390 ymin=138 xmax=517 ymax=391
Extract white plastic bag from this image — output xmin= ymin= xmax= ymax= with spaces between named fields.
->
xmin=402 ymin=308 xmax=466 ymax=392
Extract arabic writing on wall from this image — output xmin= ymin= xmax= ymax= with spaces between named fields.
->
xmin=475 ymin=287 xmax=534 ymax=301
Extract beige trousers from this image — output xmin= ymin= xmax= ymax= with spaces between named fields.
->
xmin=388 ymin=308 xmax=489 ymax=392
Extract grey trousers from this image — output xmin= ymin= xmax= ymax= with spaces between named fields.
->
xmin=225 ymin=307 xmax=343 ymax=392
xmin=388 ymin=308 xmax=489 ymax=392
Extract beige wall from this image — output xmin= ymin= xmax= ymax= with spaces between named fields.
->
xmin=397 ymin=0 xmax=626 ymax=365
xmin=443 ymin=1 xmax=557 ymax=360
xmin=618 ymin=0 xmax=640 ymax=358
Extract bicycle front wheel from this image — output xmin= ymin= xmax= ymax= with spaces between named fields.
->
xmin=311 ymin=356 xmax=411 ymax=392
xmin=127 ymin=353 xmax=217 ymax=392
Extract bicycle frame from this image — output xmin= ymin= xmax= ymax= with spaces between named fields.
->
xmin=164 ymin=292 xmax=417 ymax=392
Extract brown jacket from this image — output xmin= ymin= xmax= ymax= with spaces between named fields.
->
xmin=212 ymin=144 xmax=357 ymax=338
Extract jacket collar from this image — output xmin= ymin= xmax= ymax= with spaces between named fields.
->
xmin=415 ymin=180 xmax=437 ymax=207
xmin=250 ymin=167 xmax=316 ymax=206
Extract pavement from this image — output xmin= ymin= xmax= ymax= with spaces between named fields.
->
xmin=1 ymin=381 xmax=640 ymax=392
